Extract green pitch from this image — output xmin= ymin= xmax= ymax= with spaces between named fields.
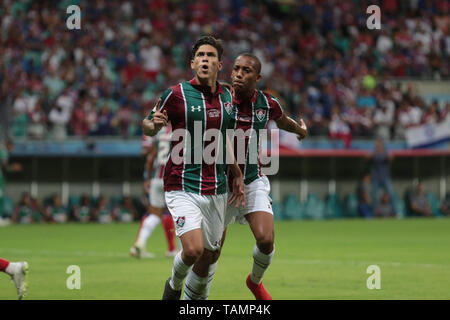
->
xmin=1 ymin=218 xmax=450 ymax=300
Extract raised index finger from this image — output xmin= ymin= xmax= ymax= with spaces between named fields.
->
xmin=154 ymin=98 xmax=162 ymax=112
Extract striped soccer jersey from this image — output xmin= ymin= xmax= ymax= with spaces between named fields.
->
xmin=230 ymin=89 xmax=283 ymax=185
xmin=148 ymin=78 xmax=236 ymax=196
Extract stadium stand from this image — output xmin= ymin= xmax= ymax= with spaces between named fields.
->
xmin=0 ymin=0 xmax=449 ymax=223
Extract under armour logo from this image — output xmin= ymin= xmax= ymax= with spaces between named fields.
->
xmin=191 ymin=106 xmax=202 ymax=112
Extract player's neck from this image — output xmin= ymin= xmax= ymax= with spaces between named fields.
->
xmin=235 ymin=88 xmax=254 ymax=103
xmin=195 ymin=75 xmax=217 ymax=93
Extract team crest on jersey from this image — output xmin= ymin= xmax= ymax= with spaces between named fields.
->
xmin=224 ymin=102 xmax=233 ymax=115
xmin=256 ymin=109 xmax=267 ymax=121
xmin=176 ymin=216 xmax=185 ymax=228
xmin=208 ymin=109 xmax=220 ymax=118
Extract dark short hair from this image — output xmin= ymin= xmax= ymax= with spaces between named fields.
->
xmin=191 ymin=36 xmax=224 ymax=61
xmin=236 ymin=53 xmax=262 ymax=75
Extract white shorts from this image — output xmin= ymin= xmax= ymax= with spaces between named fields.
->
xmin=149 ymin=178 xmax=166 ymax=208
xmin=225 ymin=175 xmax=273 ymax=226
xmin=165 ymin=191 xmax=227 ymax=251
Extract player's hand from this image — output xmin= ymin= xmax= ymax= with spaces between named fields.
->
xmin=152 ymin=98 xmax=168 ymax=131
xmin=297 ymin=118 xmax=308 ymax=141
xmin=229 ymin=174 xmax=246 ymax=208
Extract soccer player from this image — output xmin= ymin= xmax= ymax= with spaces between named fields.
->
xmin=130 ymin=126 xmax=178 ymax=258
xmin=0 ymin=258 xmax=28 ymax=299
xmin=189 ymin=53 xmax=308 ymax=300
xmin=142 ymin=36 xmax=245 ymax=300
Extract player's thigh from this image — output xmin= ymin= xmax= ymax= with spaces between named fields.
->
xmin=244 ymin=176 xmax=273 ymax=213
xmin=200 ymin=193 xmax=228 ymax=252
xmin=165 ymin=191 xmax=203 ymax=239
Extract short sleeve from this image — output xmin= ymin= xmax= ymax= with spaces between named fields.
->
xmin=267 ymin=94 xmax=284 ymax=121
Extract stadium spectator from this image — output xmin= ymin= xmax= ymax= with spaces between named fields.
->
xmin=374 ymin=192 xmax=396 ymax=218
xmin=356 ymin=173 xmax=373 ymax=218
xmin=369 ymin=140 xmax=395 ymax=209
xmin=12 ymin=193 xmax=39 ymax=224
xmin=440 ymin=193 xmax=450 ymax=216
xmin=27 ymin=99 xmax=48 ymax=139
xmin=0 ymin=0 xmax=448 ymax=142
xmin=373 ymin=91 xmax=395 ymax=140
xmin=72 ymin=195 xmax=94 ymax=223
xmin=48 ymin=105 xmax=70 ymax=140
xmin=409 ymin=182 xmax=433 ymax=217
xmin=112 ymin=195 xmax=138 ymax=223
xmin=91 ymin=195 xmax=113 ymax=224
xmin=328 ymin=104 xmax=352 ymax=148
xmin=71 ymin=104 xmax=89 ymax=137
xmin=96 ymin=104 xmax=117 ymax=136
xmin=45 ymin=194 xmax=68 ymax=223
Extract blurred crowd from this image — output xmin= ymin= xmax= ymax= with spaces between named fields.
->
xmin=0 ymin=0 xmax=449 ymax=143
xmin=4 ymin=192 xmax=148 ymax=224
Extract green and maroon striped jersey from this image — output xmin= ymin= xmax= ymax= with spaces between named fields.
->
xmin=147 ymin=78 xmax=236 ymax=196
xmin=230 ymin=89 xmax=284 ymax=185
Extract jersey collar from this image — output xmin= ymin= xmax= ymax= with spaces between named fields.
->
xmin=189 ymin=78 xmax=224 ymax=96
xmin=233 ymin=89 xmax=258 ymax=105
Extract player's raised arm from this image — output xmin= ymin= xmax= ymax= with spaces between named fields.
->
xmin=275 ymin=113 xmax=308 ymax=141
xmin=142 ymin=99 xmax=168 ymax=137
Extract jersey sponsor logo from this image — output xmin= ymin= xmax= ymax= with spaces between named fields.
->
xmin=237 ymin=115 xmax=252 ymax=122
xmin=191 ymin=106 xmax=202 ymax=112
xmin=207 ymin=109 xmax=220 ymax=118
xmin=224 ymin=102 xmax=233 ymax=115
xmin=256 ymin=109 xmax=267 ymax=121
xmin=175 ymin=216 xmax=185 ymax=228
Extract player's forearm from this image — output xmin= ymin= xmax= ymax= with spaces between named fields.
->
xmin=229 ymin=159 xmax=243 ymax=179
xmin=142 ymin=119 xmax=160 ymax=137
xmin=225 ymin=134 xmax=243 ymax=178
xmin=276 ymin=115 xmax=307 ymax=137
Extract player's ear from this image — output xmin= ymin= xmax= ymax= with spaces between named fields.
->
xmin=256 ymin=74 xmax=262 ymax=83
xmin=190 ymin=59 xmax=195 ymax=70
xmin=218 ymin=60 xmax=223 ymax=71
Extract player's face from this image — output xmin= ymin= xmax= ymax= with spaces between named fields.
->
xmin=191 ymin=44 xmax=222 ymax=82
xmin=231 ymin=56 xmax=261 ymax=94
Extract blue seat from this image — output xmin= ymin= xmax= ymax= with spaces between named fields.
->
xmin=304 ymin=193 xmax=325 ymax=220
xmin=427 ymin=192 xmax=442 ymax=217
xmin=271 ymin=200 xmax=284 ymax=221
xmin=282 ymin=193 xmax=304 ymax=220
xmin=392 ymin=192 xmax=406 ymax=218
xmin=110 ymin=195 xmax=123 ymax=208
xmin=1 ymin=196 xmax=14 ymax=218
xmin=343 ymin=193 xmax=359 ymax=218
xmin=324 ymin=193 xmax=343 ymax=219
xmin=68 ymin=195 xmax=81 ymax=209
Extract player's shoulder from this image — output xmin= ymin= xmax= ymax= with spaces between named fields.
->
xmin=159 ymin=84 xmax=186 ymax=106
xmin=260 ymin=90 xmax=282 ymax=106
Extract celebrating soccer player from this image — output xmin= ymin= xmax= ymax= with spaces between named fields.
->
xmin=189 ymin=53 xmax=308 ymax=300
xmin=142 ymin=36 xmax=245 ymax=300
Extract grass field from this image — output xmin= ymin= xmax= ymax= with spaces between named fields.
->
xmin=1 ymin=218 xmax=450 ymax=300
